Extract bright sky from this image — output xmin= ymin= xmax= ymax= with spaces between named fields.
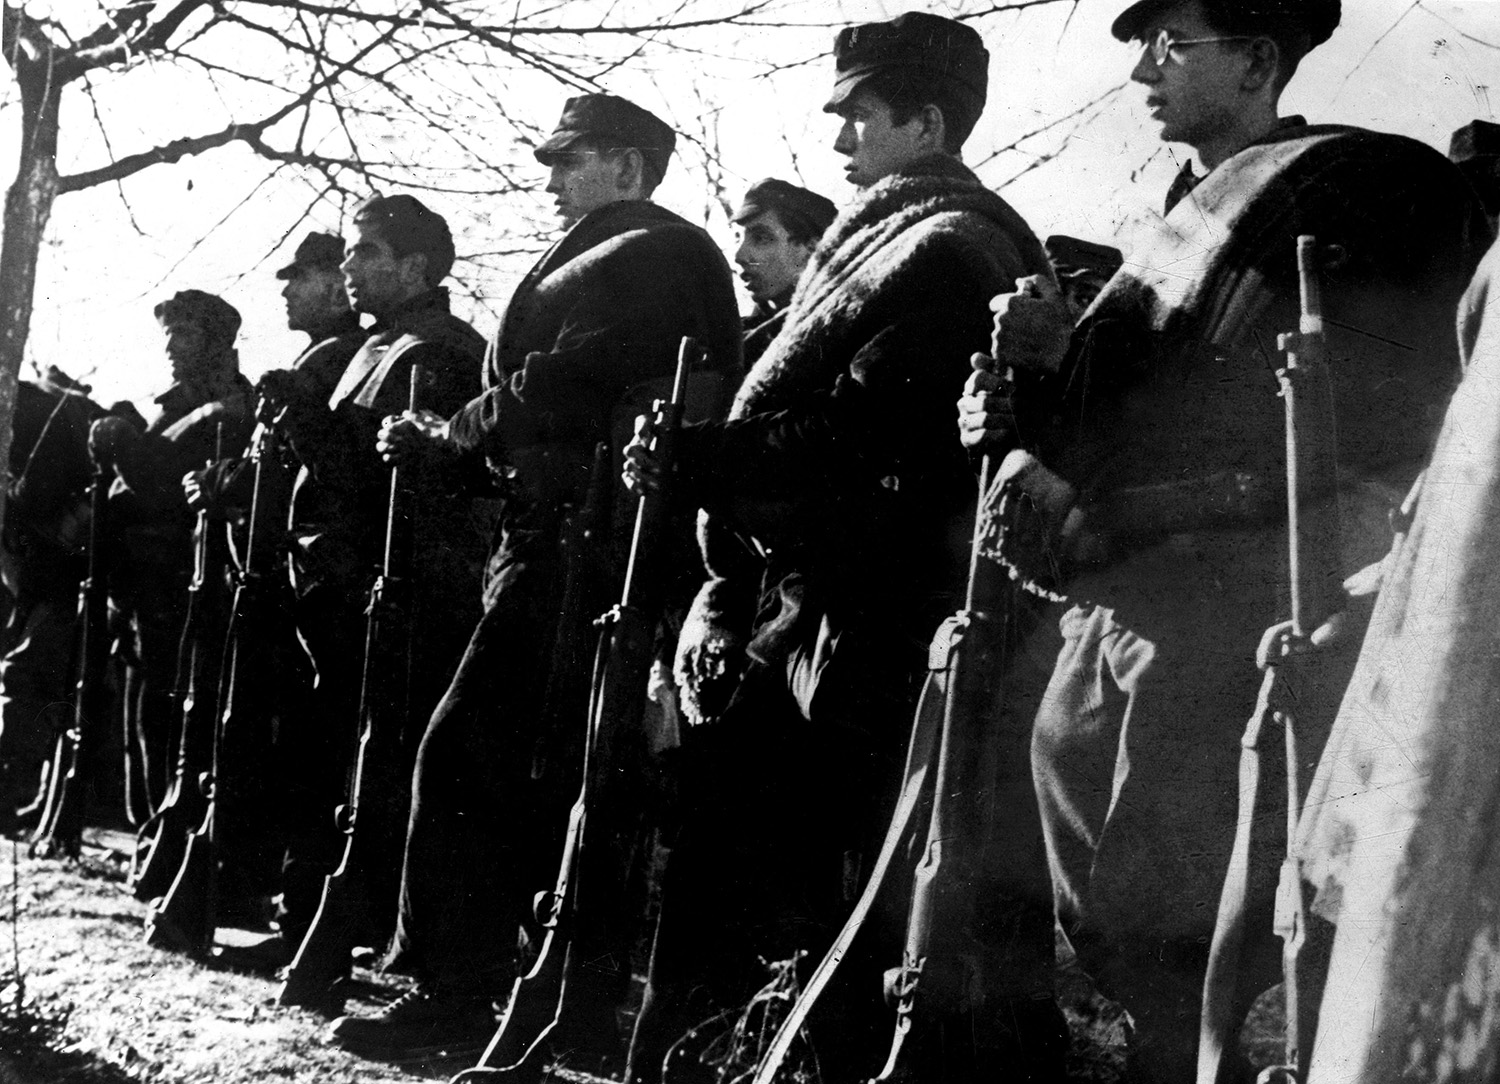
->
xmin=7 ymin=0 xmax=1498 ymax=410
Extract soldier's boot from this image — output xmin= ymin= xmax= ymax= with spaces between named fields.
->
xmin=329 ymin=984 xmax=496 ymax=1060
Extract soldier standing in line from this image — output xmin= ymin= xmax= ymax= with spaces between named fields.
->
xmin=625 ymin=13 xmax=1062 ymax=1082
xmin=251 ymin=201 xmax=488 ymax=964
xmin=674 ymin=179 xmax=841 ymax=726
xmin=0 ymin=369 xmax=108 ymax=831
xmin=90 ymin=290 xmax=256 ymax=819
xmin=959 ymin=1 xmax=1491 ymax=1078
xmin=731 ymin=178 xmax=837 ymax=367
xmin=331 ymin=94 xmax=741 ymax=1061
xmin=181 ymin=230 xmax=368 ymax=959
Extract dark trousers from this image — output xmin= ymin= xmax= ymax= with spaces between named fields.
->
xmin=0 ymin=592 xmax=78 ymax=768
xmin=387 ymin=550 xmax=582 ymax=998
xmin=278 ymin=566 xmax=478 ymax=945
xmin=628 ymin=619 xmax=919 ymax=1084
xmin=274 ymin=584 xmax=364 ymax=940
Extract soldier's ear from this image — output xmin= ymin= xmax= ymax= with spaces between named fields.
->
xmin=915 ymin=103 xmax=948 ymax=155
xmin=1241 ymin=37 xmax=1279 ymax=93
xmin=325 ymin=275 xmax=351 ymax=308
xmin=398 ymin=251 xmax=430 ymax=288
xmin=614 ymin=147 xmax=646 ymax=194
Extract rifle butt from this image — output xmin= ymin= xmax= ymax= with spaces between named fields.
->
xmin=31 ymin=596 xmax=110 ymax=859
xmin=456 ymin=728 xmax=623 ymax=1079
xmin=145 ymin=809 xmax=216 ymax=955
xmin=131 ymin=784 xmax=207 ymax=901
xmin=454 ymin=935 xmax=571 ymax=1079
xmin=278 ymin=851 xmax=369 ymax=1009
xmin=32 ymin=467 xmax=114 ymax=859
xmin=279 ymin=646 xmax=412 ymax=1009
xmin=451 ymin=940 xmax=619 ymax=1083
xmin=28 ymin=731 xmax=85 ymax=859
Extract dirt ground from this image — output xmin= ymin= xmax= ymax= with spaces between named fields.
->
xmin=0 ymin=827 xmax=472 ymax=1084
xmin=0 ymin=824 xmax=1281 ymax=1084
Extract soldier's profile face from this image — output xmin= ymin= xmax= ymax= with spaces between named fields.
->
xmin=734 ymin=211 xmax=815 ymax=306
xmin=832 ymin=86 xmax=926 ymax=188
xmin=341 ymin=222 xmax=409 ymax=316
xmin=545 ymin=148 xmax=623 ymax=227
xmin=1128 ymin=0 xmax=1250 ymax=150
xmin=161 ymin=320 xmax=211 ymax=384
xmin=281 ymin=266 xmax=348 ymax=332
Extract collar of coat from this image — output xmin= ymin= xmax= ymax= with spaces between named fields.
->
xmin=730 ymin=153 xmax=1044 ymax=420
xmin=538 ymin=199 xmax=688 ymax=279
xmin=367 ymin=286 xmax=453 ymax=334
xmin=153 ymin=366 xmax=252 ymax=424
xmin=483 ymin=198 xmax=699 ymax=390
xmin=1164 ymin=115 xmax=1308 ymax=214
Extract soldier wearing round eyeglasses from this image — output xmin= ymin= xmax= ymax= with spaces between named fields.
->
xmin=959 ymin=0 xmax=1491 ymax=1079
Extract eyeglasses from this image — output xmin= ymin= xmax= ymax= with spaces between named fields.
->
xmin=1138 ymin=28 xmax=1254 ymax=66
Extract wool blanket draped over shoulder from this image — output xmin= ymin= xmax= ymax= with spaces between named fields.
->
xmin=676 ymin=155 xmax=1051 ymax=722
xmin=1296 ymin=240 xmax=1500 ymax=1084
xmin=1046 ymin=124 xmax=1485 ymax=508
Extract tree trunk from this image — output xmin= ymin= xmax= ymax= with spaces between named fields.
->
xmin=0 ymin=67 xmax=63 ymax=538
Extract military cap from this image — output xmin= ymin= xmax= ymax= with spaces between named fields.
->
xmin=1450 ymin=120 xmax=1500 ymax=166
xmin=1112 ymin=0 xmax=1340 ymax=47
xmin=275 ymin=231 xmax=345 ymax=279
xmin=732 ymin=179 xmax=838 ymax=242
xmin=152 ymin=289 xmax=242 ymax=350
xmin=533 ymin=94 xmax=677 ymax=184
xmin=1045 ymin=235 xmax=1124 ymax=281
xmin=1451 ymin=120 xmax=1500 ymax=213
xmin=822 ymin=12 xmax=989 ymax=117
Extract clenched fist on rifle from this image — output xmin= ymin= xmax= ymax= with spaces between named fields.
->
xmin=957 ymin=274 xmax=1071 ymax=452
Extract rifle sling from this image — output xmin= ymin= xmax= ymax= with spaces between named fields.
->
xmin=751 ymin=658 xmax=946 ymax=1084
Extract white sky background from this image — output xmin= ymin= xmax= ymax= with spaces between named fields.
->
xmin=5 ymin=0 xmax=1498 ymax=410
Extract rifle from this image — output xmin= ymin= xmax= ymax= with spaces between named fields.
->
xmin=450 ymin=335 xmax=702 ymax=1083
xmin=279 ymin=364 xmax=426 ymax=1009
xmin=746 ymin=451 xmax=1053 ymax=1084
xmin=1197 ymin=236 xmax=1342 ymax=1084
xmin=145 ymin=409 xmax=292 ymax=952
xmin=132 ymin=422 xmax=242 ymax=899
xmin=749 ymin=282 xmax=1072 ymax=1084
xmin=867 ymin=447 xmax=1051 ymax=1082
xmin=28 ymin=461 xmax=112 ymax=860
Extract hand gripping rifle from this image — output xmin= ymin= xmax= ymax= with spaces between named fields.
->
xmin=450 ymin=336 xmax=703 ymax=1083
xmin=28 ymin=460 xmax=112 ymax=860
xmin=133 ymin=422 xmax=243 ymax=900
xmin=279 ymin=364 xmax=426 ymax=1009
xmin=145 ymin=409 xmax=291 ymax=952
xmin=1197 ymin=236 xmax=1342 ymax=1084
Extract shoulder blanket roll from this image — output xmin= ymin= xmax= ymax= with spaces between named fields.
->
xmin=676 ymin=155 xmax=1050 ymax=725
xmin=731 ymin=154 xmax=1048 ymax=419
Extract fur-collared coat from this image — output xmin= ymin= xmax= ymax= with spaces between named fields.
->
xmin=674 ymin=154 xmax=1052 ymax=725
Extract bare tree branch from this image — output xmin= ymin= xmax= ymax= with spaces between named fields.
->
xmin=57 ymin=18 xmax=401 ymax=192
xmin=60 ymin=0 xmax=214 ymax=79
